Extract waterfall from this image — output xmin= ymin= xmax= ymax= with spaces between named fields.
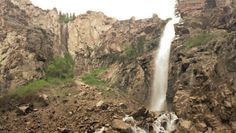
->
xmin=150 ymin=18 xmax=179 ymax=111
xmin=123 ymin=1 xmax=180 ymax=133
xmin=149 ymin=17 xmax=179 ymax=111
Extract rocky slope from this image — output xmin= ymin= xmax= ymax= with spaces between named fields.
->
xmin=67 ymin=12 xmax=165 ymax=102
xmin=0 ymin=79 xmax=140 ymax=133
xmin=0 ymin=0 xmax=58 ymax=92
xmin=169 ymin=4 xmax=236 ymax=132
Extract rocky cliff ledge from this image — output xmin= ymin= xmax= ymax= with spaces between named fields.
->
xmin=169 ymin=4 xmax=236 ymax=132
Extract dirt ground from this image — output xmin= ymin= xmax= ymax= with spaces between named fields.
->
xmin=0 ymin=79 xmax=140 ymax=133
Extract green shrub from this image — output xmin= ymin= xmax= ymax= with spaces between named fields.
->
xmin=12 ymin=53 xmax=75 ymax=97
xmin=184 ymin=32 xmax=214 ymax=48
xmin=81 ymin=67 xmax=107 ymax=87
xmin=123 ymin=37 xmax=146 ymax=60
xmin=124 ymin=44 xmax=137 ymax=59
xmin=45 ymin=53 xmax=75 ymax=79
xmin=59 ymin=12 xmax=76 ymax=23
xmin=136 ymin=37 xmax=145 ymax=53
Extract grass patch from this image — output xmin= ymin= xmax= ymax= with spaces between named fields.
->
xmin=81 ymin=67 xmax=108 ymax=88
xmin=12 ymin=78 xmax=74 ymax=97
xmin=11 ymin=53 xmax=75 ymax=97
xmin=184 ymin=32 xmax=214 ymax=49
xmin=13 ymin=80 xmax=49 ymax=97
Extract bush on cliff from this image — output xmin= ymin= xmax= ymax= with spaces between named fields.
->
xmin=184 ymin=32 xmax=214 ymax=48
xmin=123 ymin=37 xmax=145 ymax=59
xmin=13 ymin=53 xmax=75 ymax=97
xmin=45 ymin=53 xmax=75 ymax=79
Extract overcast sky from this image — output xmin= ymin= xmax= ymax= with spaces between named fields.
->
xmin=30 ymin=0 xmax=177 ymax=20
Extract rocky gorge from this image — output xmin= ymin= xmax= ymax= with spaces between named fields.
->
xmin=0 ymin=0 xmax=235 ymax=132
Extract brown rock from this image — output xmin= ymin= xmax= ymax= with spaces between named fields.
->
xmin=16 ymin=104 xmax=33 ymax=115
xmin=231 ymin=121 xmax=236 ymax=131
xmin=131 ymin=106 xmax=149 ymax=119
xmin=40 ymin=94 xmax=49 ymax=101
xmin=111 ymin=119 xmax=130 ymax=131
xmin=195 ymin=122 xmax=207 ymax=132
xmin=57 ymin=127 xmax=71 ymax=133
xmin=179 ymin=120 xmax=192 ymax=131
xmin=118 ymin=103 xmax=128 ymax=109
xmin=96 ymin=100 xmax=108 ymax=110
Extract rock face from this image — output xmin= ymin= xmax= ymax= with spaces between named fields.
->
xmin=0 ymin=0 xmax=166 ymax=103
xmin=0 ymin=0 xmax=57 ymax=91
xmin=177 ymin=0 xmax=236 ymax=15
xmin=68 ymin=11 xmax=117 ymax=57
xmin=169 ymin=4 xmax=236 ymax=132
xmin=68 ymin=12 xmax=165 ymax=102
xmin=9 ymin=0 xmax=66 ymax=56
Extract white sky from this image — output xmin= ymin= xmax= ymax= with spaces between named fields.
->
xmin=30 ymin=0 xmax=176 ymax=20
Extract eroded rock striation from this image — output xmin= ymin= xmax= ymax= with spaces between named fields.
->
xmin=169 ymin=3 xmax=236 ymax=132
xmin=0 ymin=0 xmax=58 ymax=91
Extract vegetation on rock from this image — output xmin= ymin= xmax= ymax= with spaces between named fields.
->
xmin=59 ymin=12 xmax=76 ymax=23
xmin=123 ymin=37 xmax=145 ymax=59
xmin=81 ymin=67 xmax=108 ymax=88
xmin=12 ymin=53 xmax=75 ymax=97
xmin=45 ymin=53 xmax=75 ymax=79
xmin=184 ymin=32 xmax=214 ymax=48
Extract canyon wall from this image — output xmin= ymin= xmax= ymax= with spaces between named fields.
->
xmin=0 ymin=0 xmax=166 ymax=103
xmin=0 ymin=0 xmax=56 ymax=91
xmin=68 ymin=12 xmax=165 ymax=102
xmin=178 ymin=0 xmax=235 ymax=15
xmin=10 ymin=0 xmax=66 ymax=56
xmin=169 ymin=2 xmax=236 ymax=132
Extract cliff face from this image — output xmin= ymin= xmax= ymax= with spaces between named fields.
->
xmin=0 ymin=0 xmax=56 ymax=91
xmin=68 ymin=12 xmax=165 ymax=102
xmin=9 ymin=0 xmax=66 ymax=56
xmin=169 ymin=3 xmax=236 ymax=132
xmin=0 ymin=0 xmax=166 ymax=103
xmin=67 ymin=11 xmax=117 ymax=57
xmin=178 ymin=0 xmax=236 ymax=16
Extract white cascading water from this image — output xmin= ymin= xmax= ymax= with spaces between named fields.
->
xmin=109 ymin=1 xmax=180 ymax=133
xmin=149 ymin=17 xmax=179 ymax=111
xmin=119 ymin=7 xmax=180 ymax=133
xmin=148 ymin=0 xmax=180 ymax=111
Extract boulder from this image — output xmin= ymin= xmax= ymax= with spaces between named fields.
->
xmin=179 ymin=120 xmax=192 ymax=131
xmin=96 ymin=100 xmax=108 ymax=110
xmin=57 ymin=127 xmax=71 ymax=133
xmin=195 ymin=122 xmax=207 ymax=132
xmin=131 ymin=106 xmax=149 ymax=119
xmin=118 ymin=103 xmax=128 ymax=109
xmin=111 ymin=119 xmax=131 ymax=131
xmin=231 ymin=121 xmax=236 ymax=131
xmin=16 ymin=104 xmax=34 ymax=115
xmin=40 ymin=94 xmax=49 ymax=101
